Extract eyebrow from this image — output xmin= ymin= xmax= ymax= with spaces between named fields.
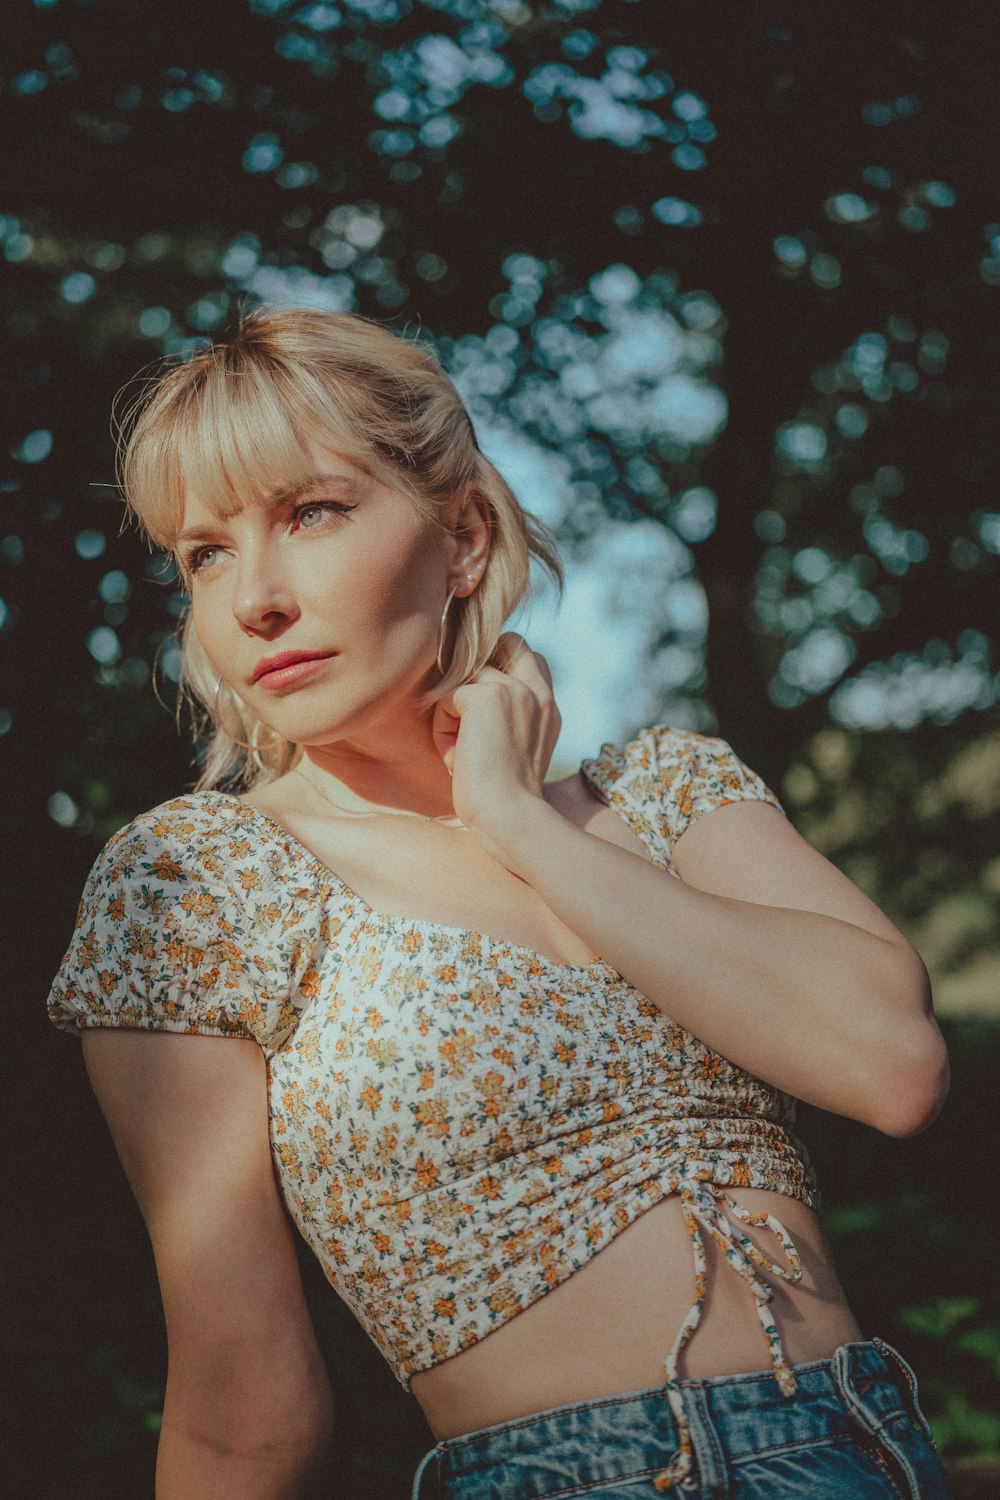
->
xmin=175 ymin=473 xmax=367 ymax=546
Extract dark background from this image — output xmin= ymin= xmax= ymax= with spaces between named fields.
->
xmin=3 ymin=2 xmax=999 ymax=1494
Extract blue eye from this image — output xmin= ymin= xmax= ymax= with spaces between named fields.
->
xmin=182 ymin=499 xmax=356 ymax=578
xmin=292 ymin=500 xmax=356 ymax=529
xmin=186 ymin=545 xmax=220 ymax=575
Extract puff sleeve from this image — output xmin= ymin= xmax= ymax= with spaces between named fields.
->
xmin=46 ymin=802 xmax=301 ymax=1049
xmin=582 ymin=725 xmax=786 ymax=871
xmin=642 ymin=725 xmax=786 ymax=856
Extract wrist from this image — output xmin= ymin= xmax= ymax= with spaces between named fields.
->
xmin=468 ymin=792 xmax=564 ymax=873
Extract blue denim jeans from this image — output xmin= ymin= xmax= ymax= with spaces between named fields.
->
xmin=410 ymin=1338 xmax=950 ymax=1499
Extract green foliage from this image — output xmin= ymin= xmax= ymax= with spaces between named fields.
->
xmin=799 ymin=1019 xmax=1000 ymax=1470
xmin=7 ymin=1 xmax=999 ymax=1493
xmin=955 ymin=1325 xmax=1000 ymax=1379
xmin=932 ymin=1393 xmax=1000 ymax=1457
xmin=898 ymin=1296 xmax=981 ymax=1339
xmin=888 ymin=1298 xmax=1000 ymax=1456
xmin=3 ymin=0 xmax=999 ymax=1010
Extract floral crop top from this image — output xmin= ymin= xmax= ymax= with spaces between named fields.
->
xmin=48 ymin=726 xmax=821 ymax=1492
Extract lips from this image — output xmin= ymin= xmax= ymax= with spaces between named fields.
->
xmin=251 ymin=650 xmax=336 ymax=684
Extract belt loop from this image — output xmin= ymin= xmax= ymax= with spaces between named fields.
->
xmin=831 ymin=1344 xmax=880 ymax=1440
xmin=683 ymin=1382 xmax=727 ymax=1498
xmin=872 ymin=1336 xmax=939 ymax=1448
xmin=834 ymin=1341 xmax=932 ymax=1500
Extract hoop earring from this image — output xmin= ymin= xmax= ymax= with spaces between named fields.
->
xmin=435 ymin=587 xmax=458 ymax=675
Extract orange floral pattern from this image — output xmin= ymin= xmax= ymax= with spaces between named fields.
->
xmin=47 ymin=726 xmax=820 ymax=1402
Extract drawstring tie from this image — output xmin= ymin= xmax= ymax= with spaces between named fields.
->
xmin=653 ymin=1181 xmax=804 ymax=1492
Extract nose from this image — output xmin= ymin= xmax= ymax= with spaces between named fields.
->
xmin=231 ymin=544 xmax=300 ymax=634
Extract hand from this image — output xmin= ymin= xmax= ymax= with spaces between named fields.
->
xmin=430 ymin=632 xmax=562 ymax=854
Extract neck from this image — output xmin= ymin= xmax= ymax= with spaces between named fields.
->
xmin=295 ymin=706 xmax=458 ymax=821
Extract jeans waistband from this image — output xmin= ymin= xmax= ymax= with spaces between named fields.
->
xmin=411 ymin=1337 xmax=942 ymax=1499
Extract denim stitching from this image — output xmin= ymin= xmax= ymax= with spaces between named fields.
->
xmin=728 ymin=1433 xmax=844 ymax=1466
xmin=676 ymin=1349 xmax=839 ymax=1392
xmin=868 ymin=1410 xmax=919 ymax=1440
xmin=880 ymin=1414 xmax=937 ymax=1498
xmin=874 ymin=1338 xmax=918 ymax=1400
xmin=436 ymin=1361 xmax=868 ymax=1459
xmin=834 ymin=1347 xmax=925 ymax=1499
xmin=861 ymin=1435 xmax=909 ymax=1500
xmin=730 ymin=1428 xmax=909 ymax=1496
xmin=517 ymin=1461 xmax=690 ymax=1500
xmin=437 ymin=1388 xmax=672 ymax=1456
xmin=872 ymin=1338 xmax=938 ymax=1449
xmin=689 ymin=1382 xmax=727 ymax=1498
xmin=425 ymin=1341 xmax=936 ymax=1495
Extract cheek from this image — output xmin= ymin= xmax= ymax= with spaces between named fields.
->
xmin=189 ymin=597 xmax=224 ymax=662
xmin=321 ymin=525 xmax=442 ymax=627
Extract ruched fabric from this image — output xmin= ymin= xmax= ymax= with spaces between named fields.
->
xmin=48 ymin=726 xmax=819 ymax=1446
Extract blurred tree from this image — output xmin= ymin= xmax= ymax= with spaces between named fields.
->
xmin=3 ymin=1 xmax=998 ymax=1492
xmin=2 ymin=0 xmax=998 ymax=973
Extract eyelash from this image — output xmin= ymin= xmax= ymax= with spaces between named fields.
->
xmin=182 ymin=501 xmax=357 ymax=576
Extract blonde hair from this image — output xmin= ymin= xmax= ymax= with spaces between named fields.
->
xmin=114 ymin=306 xmax=563 ymax=790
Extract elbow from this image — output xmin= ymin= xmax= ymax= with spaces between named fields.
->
xmin=854 ymin=945 xmax=950 ymax=1139
xmin=159 ymin=1398 xmax=335 ymax=1492
xmin=160 ymin=1353 xmax=335 ymax=1483
xmin=868 ymin=1017 xmax=950 ymax=1139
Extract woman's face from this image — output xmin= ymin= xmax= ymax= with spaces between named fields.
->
xmin=177 ymin=439 xmax=470 ymax=747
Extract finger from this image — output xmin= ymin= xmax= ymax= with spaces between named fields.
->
xmin=470 ymin=663 xmax=537 ymax=698
xmin=430 ymin=695 xmax=462 ymax=773
xmin=531 ymin=652 xmax=554 ymax=691
xmin=490 ymin=639 xmax=555 ymax=696
xmin=433 ymin=678 xmax=479 ymax=718
xmin=490 ymin=632 xmax=530 ymax=669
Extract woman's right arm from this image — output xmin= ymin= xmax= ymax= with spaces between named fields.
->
xmin=83 ymin=1030 xmax=335 ymax=1500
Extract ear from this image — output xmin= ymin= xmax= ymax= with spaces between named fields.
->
xmin=448 ymin=488 xmax=491 ymax=597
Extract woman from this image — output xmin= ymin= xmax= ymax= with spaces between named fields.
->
xmin=48 ymin=307 xmax=951 ymax=1499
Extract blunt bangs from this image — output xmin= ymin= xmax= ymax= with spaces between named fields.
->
xmin=118 ymin=346 xmax=395 ymax=555
xmin=112 ymin=306 xmax=563 ymax=791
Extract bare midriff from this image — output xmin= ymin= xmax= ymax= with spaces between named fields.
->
xmin=410 ymin=1187 xmax=862 ymax=1442
xmin=240 ymin=775 xmax=863 ymax=1441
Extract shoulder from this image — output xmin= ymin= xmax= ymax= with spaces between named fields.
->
xmin=90 ymin=791 xmax=246 ymax=879
xmin=64 ymin=794 xmax=245 ymax=942
xmin=580 ymin=724 xmax=786 ymax=858
xmin=580 ymin=723 xmax=755 ymax=796
xmin=76 ymin=788 xmax=323 ymax=913
xmin=47 ymin=791 xmax=317 ymax=1048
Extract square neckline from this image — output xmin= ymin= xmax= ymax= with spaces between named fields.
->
xmin=190 ymin=753 xmax=666 ymax=982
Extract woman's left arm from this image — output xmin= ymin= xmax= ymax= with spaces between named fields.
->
xmin=495 ymin=794 xmax=946 ymax=1137
xmin=437 ymin=637 xmax=949 ymax=1139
